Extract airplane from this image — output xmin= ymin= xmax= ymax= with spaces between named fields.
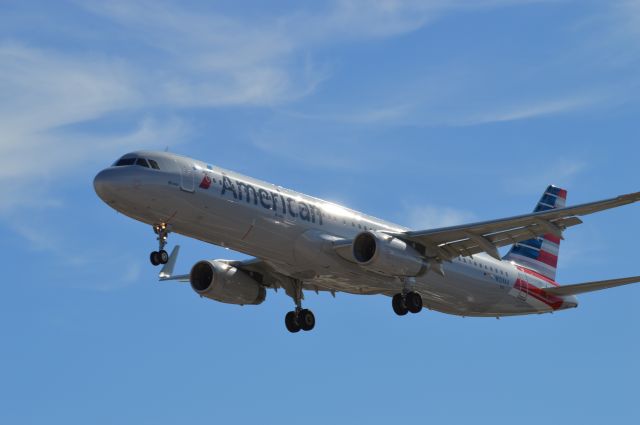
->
xmin=94 ymin=150 xmax=640 ymax=333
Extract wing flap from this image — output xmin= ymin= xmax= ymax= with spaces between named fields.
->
xmin=436 ymin=217 xmax=584 ymax=259
xmin=543 ymin=276 xmax=640 ymax=296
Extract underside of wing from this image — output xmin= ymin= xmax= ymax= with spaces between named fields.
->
xmin=391 ymin=191 xmax=640 ymax=261
xmin=543 ymin=276 xmax=640 ymax=296
xmin=158 ymin=245 xmax=344 ymax=300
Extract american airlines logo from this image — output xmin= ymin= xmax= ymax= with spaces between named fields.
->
xmin=199 ymin=174 xmax=212 ymax=189
xmin=220 ymin=175 xmax=324 ymax=225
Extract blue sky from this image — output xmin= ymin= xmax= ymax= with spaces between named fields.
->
xmin=2 ymin=0 xmax=640 ymax=423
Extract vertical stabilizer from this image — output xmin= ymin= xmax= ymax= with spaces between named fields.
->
xmin=503 ymin=185 xmax=567 ymax=280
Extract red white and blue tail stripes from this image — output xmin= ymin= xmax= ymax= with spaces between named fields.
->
xmin=503 ymin=185 xmax=567 ymax=281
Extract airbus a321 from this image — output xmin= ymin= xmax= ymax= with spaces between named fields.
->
xmin=94 ymin=151 xmax=640 ymax=333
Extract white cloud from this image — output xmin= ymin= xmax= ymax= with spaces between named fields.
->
xmin=79 ymin=0 xmax=326 ymax=107
xmin=0 ymin=42 xmax=191 ymax=210
xmin=454 ymin=96 xmax=598 ymax=126
xmin=291 ymin=0 xmax=556 ymax=42
xmin=279 ymin=94 xmax=596 ymax=128
xmin=503 ymin=159 xmax=588 ymax=196
xmin=0 ymin=44 xmax=140 ymax=210
xmin=404 ymin=204 xmax=477 ymax=229
xmin=78 ymin=0 xmax=553 ymax=109
xmin=0 ymin=0 xmax=579 ymax=251
xmin=278 ymin=103 xmax=414 ymax=125
xmin=608 ymin=0 xmax=640 ymax=41
xmin=0 ymin=0 xmax=569 ymax=186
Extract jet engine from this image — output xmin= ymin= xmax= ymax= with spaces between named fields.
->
xmin=352 ymin=231 xmax=427 ymax=277
xmin=190 ymin=260 xmax=266 ymax=305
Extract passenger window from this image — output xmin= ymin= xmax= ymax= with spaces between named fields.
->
xmin=148 ymin=159 xmax=160 ymax=170
xmin=115 ymin=157 xmax=136 ymax=166
xmin=136 ymin=158 xmax=150 ymax=168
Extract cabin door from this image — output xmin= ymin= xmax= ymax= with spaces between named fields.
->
xmin=181 ymin=164 xmax=195 ymax=193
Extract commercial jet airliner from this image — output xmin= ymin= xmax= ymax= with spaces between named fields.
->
xmin=94 ymin=151 xmax=640 ymax=333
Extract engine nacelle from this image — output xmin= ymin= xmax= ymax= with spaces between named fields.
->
xmin=352 ymin=231 xmax=427 ymax=277
xmin=190 ymin=260 xmax=266 ymax=305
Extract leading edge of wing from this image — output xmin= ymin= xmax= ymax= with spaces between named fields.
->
xmin=543 ymin=276 xmax=640 ymax=296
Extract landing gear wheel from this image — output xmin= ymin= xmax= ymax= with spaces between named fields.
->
xmin=159 ymin=250 xmax=169 ymax=265
xmin=150 ymin=251 xmax=161 ymax=266
xmin=285 ymin=311 xmax=301 ymax=333
xmin=298 ymin=309 xmax=316 ymax=331
xmin=150 ymin=223 xmax=171 ymax=267
xmin=392 ymin=294 xmax=409 ymax=316
xmin=405 ymin=292 xmax=423 ymax=314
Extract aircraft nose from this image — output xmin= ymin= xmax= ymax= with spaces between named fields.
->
xmin=93 ymin=168 xmax=125 ymax=203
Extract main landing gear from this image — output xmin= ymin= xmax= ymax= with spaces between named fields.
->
xmin=150 ymin=223 xmax=170 ymax=266
xmin=284 ymin=280 xmax=316 ymax=333
xmin=285 ymin=309 xmax=316 ymax=333
xmin=392 ymin=292 xmax=423 ymax=316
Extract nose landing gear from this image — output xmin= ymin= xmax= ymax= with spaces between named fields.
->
xmin=150 ymin=223 xmax=171 ymax=266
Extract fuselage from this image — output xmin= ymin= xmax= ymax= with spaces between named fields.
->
xmin=94 ymin=150 xmax=578 ymax=317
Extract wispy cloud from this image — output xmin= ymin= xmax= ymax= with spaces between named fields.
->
xmin=281 ymin=94 xmax=597 ymax=128
xmin=0 ymin=0 xmax=597 ymax=249
xmin=403 ymin=204 xmax=477 ymax=229
xmin=6 ymin=213 xmax=149 ymax=291
xmin=452 ymin=96 xmax=599 ymax=126
xmin=0 ymin=0 xmax=571 ymax=187
xmin=77 ymin=0 xmax=556 ymax=110
xmin=79 ymin=0 xmax=327 ymax=107
xmin=291 ymin=0 xmax=558 ymax=42
xmin=503 ymin=159 xmax=588 ymax=196
xmin=603 ymin=0 xmax=640 ymax=45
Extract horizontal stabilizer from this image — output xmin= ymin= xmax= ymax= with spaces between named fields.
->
xmin=543 ymin=276 xmax=640 ymax=296
xmin=158 ymin=245 xmax=189 ymax=282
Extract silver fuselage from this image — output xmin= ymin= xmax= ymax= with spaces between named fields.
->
xmin=94 ymin=150 xmax=578 ymax=317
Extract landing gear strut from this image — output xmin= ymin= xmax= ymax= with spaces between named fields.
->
xmin=392 ymin=292 xmax=423 ymax=316
xmin=284 ymin=280 xmax=315 ymax=333
xmin=150 ymin=223 xmax=170 ymax=266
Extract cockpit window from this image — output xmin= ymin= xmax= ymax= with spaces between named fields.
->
xmin=115 ymin=157 xmax=136 ymax=166
xmin=113 ymin=155 xmax=161 ymax=169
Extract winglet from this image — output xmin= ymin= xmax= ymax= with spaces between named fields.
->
xmin=158 ymin=246 xmax=189 ymax=282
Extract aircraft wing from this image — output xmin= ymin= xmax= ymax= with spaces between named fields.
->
xmin=389 ymin=191 xmax=640 ymax=261
xmin=157 ymin=246 xmax=279 ymax=285
xmin=158 ymin=245 xmax=336 ymax=298
xmin=542 ymin=276 xmax=640 ymax=296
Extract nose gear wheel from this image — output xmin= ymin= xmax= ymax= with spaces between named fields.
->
xmin=150 ymin=223 xmax=171 ymax=266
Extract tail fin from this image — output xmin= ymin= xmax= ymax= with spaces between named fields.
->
xmin=503 ymin=185 xmax=567 ymax=280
